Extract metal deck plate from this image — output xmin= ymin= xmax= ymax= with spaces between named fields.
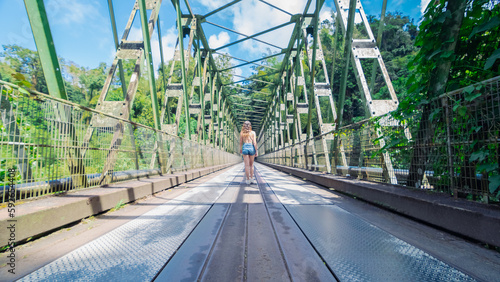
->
xmin=257 ymin=170 xmax=336 ymax=281
xmin=19 ymin=204 xmax=211 ymax=282
xmin=154 ymin=204 xmax=230 ymax=281
xmin=256 ymin=165 xmax=331 ymax=205
xmin=19 ymin=165 xmax=242 ymax=281
xmin=286 ymin=205 xmax=475 ymax=281
xmin=258 ymin=164 xmax=475 ymax=281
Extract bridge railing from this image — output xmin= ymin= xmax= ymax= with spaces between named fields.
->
xmin=0 ymin=80 xmax=240 ymax=203
xmin=259 ymin=76 xmax=500 ymax=203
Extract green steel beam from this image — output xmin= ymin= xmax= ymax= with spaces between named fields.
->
xmin=205 ymin=21 xmax=282 ymax=50
xmin=258 ymin=0 xmax=293 ymax=16
xmin=225 ymin=85 xmax=273 ymax=96
xmin=24 ymin=0 xmax=88 ymax=187
xmin=228 ymin=75 xmax=274 ymax=86
xmin=292 ymin=34 xmax=303 ymax=143
xmin=216 ymin=51 xmax=282 ymax=72
xmin=306 ymin=0 xmax=321 ymax=140
xmin=369 ymin=0 xmax=388 ymax=95
xmin=157 ymin=14 xmax=170 ymax=123
xmin=182 ymin=0 xmax=194 ymax=16
xmin=230 ymin=103 xmax=267 ymax=110
xmin=337 ymin=0 xmax=357 ymax=129
xmin=224 ymin=70 xmax=279 ymax=86
xmin=138 ymin=0 xmax=161 ymax=131
xmin=330 ymin=15 xmax=340 ymax=96
xmin=196 ymin=29 xmax=206 ymax=142
xmin=175 ymin=0 xmax=191 ymax=139
xmin=215 ymin=21 xmax=295 ymax=51
xmin=24 ymin=0 xmax=67 ymax=100
xmin=234 ymin=112 xmax=266 ymax=117
xmin=107 ymin=0 xmax=128 ymax=100
xmin=228 ymin=95 xmax=268 ymax=103
xmin=202 ymin=0 xmax=242 ymax=20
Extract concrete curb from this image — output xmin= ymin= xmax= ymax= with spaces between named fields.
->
xmin=0 ymin=163 xmax=239 ymax=246
xmin=260 ymin=162 xmax=500 ymax=248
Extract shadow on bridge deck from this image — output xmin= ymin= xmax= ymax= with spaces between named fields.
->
xmin=3 ymin=163 xmax=500 ymax=281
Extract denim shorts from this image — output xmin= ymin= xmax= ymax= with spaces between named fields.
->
xmin=242 ymin=143 xmax=256 ymax=155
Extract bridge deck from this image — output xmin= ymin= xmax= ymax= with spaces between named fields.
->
xmin=10 ymin=164 xmax=500 ymax=281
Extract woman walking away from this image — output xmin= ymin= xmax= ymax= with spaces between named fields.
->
xmin=240 ymin=121 xmax=258 ymax=184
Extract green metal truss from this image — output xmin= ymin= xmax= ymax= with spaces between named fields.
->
xmin=22 ymin=0 xmax=402 ymax=180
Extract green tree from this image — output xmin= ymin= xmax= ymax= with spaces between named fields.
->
xmin=0 ymin=44 xmax=47 ymax=92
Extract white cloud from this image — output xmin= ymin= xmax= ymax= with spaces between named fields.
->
xmin=232 ymin=67 xmax=244 ymax=82
xmin=46 ymin=0 xmax=102 ymax=25
xmin=196 ymin=0 xmax=233 ymax=10
xmin=151 ymin=27 xmax=178 ymax=77
xmin=234 ymin=68 xmax=243 ymax=77
xmin=127 ymin=27 xmax=143 ymax=41
xmin=320 ymin=7 xmax=333 ymax=23
xmin=209 ymin=31 xmax=231 ymax=49
xmin=230 ymin=0 xmax=306 ymax=55
xmin=420 ymin=0 xmax=432 ymax=15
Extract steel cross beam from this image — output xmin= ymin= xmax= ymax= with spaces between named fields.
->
xmin=201 ymin=0 xmax=242 ymax=19
xmin=175 ymin=0 xmax=191 ymax=140
xmin=225 ymin=85 xmax=273 ymax=96
xmin=219 ymin=52 xmax=284 ymax=72
xmin=228 ymin=74 xmax=274 ymax=86
xmin=215 ymin=52 xmax=282 ymax=72
xmin=230 ymin=103 xmax=268 ymax=110
xmin=205 ymin=21 xmax=283 ymax=50
xmin=215 ymin=21 xmax=296 ymax=51
xmin=228 ymin=95 xmax=268 ymax=104
xmin=225 ymin=70 xmax=280 ymax=86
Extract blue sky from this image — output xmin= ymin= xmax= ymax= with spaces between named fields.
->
xmin=0 ymin=0 xmax=429 ymax=78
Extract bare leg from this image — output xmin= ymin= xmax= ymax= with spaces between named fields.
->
xmin=243 ymin=155 xmax=250 ymax=180
xmin=249 ymin=155 xmax=255 ymax=179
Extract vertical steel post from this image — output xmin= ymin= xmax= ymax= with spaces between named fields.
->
xmin=330 ymin=15 xmax=340 ymax=94
xmin=175 ymin=0 xmax=191 ymax=140
xmin=138 ymin=0 xmax=161 ymax=131
xmin=305 ymin=0 xmax=321 ymax=140
xmin=107 ymin=0 xmax=128 ymax=100
xmin=138 ymin=0 xmax=166 ymax=172
xmin=196 ymin=31 xmax=206 ymax=143
xmin=24 ymin=0 xmax=67 ymax=100
xmin=337 ymin=0 xmax=357 ymax=129
xmin=157 ymin=15 xmax=170 ymax=124
xmin=369 ymin=0 xmax=388 ymax=94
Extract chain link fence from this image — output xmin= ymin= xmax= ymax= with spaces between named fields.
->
xmin=0 ymin=81 xmax=240 ymax=203
xmin=259 ymin=76 xmax=500 ymax=204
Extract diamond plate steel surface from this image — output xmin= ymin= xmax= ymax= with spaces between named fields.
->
xmin=19 ymin=204 xmax=210 ymax=282
xmin=285 ymin=204 xmax=475 ymax=281
xmin=256 ymin=164 xmax=331 ymax=205
xmin=154 ymin=204 xmax=230 ymax=281
xmin=19 ymin=165 xmax=243 ymax=281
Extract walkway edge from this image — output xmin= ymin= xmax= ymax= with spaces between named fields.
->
xmin=260 ymin=163 xmax=500 ymax=248
xmin=0 ymin=163 xmax=239 ymax=246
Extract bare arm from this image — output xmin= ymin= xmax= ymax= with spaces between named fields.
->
xmin=239 ymin=134 xmax=243 ymax=154
xmin=252 ymin=131 xmax=258 ymax=156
